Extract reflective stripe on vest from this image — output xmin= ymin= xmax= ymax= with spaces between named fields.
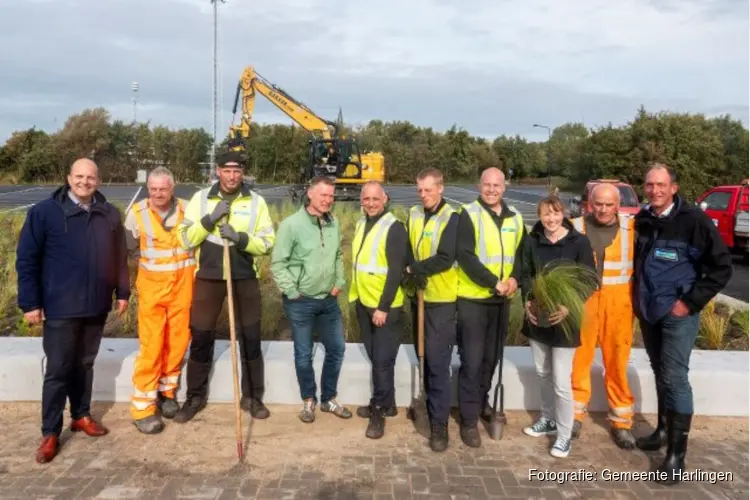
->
xmin=134 ymin=199 xmax=196 ymax=272
xmin=349 ymin=212 xmax=404 ymax=309
xmin=465 ymin=202 xmax=520 ymax=268
xmin=199 ymin=189 xmax=261 ymax=248
xmin=573 ymin=215 xmax=633 ymax=286
xmin=409 ymin=204 xmax=456 ymax=260
xmin=408 ymin=204 xmax=458 ymax=302
xmin=457 ymin=201 xmax=523 ymax=299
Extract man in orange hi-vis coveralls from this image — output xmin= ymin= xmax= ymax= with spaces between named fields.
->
xmin=570 ymin=182 xmax=637 ymax=450
xmin=125 ymin=167 xmax=196 ymax=434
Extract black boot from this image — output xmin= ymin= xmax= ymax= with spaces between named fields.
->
xmin=240 ymin=358 xmax=270 ymax=419
xmin=174 ymin=358 xmax=211 ymax=424
xmin=636 ymin=392 xmax=667 ymax=451
xmin=365 ymin=406 xmax=386 ymax=439
xmin=429 ymin=422 xmax=449 ymax=452
xmin=655 ymin=411 xmax=691 ymax=486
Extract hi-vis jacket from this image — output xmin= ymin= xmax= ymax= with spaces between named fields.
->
xmin=129 ymin=198 xmax=196 ymax=273
xmin=455 ymin=199 xmax=525 ymax=301
xmin=177 ymin=182 xmax=275 ymax=280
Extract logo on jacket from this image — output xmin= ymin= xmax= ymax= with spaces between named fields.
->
xmin=654 ymin=248 xmax=679 ymax=261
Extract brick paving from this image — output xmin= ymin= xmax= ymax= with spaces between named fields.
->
xmin=0 ymin=402 xmax=747 ymax=499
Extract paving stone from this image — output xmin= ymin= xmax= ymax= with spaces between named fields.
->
xmin=0 ymin=404 xmax=744 ymax=500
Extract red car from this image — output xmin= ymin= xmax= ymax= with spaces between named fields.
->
xmin=696 ymin=180 xmax=749 ymax=257
xmin=569 ymin=179 xmax=641 ymax=217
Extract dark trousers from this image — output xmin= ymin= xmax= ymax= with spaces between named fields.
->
xmin=41 ymin=314 xmax=107 ymax=436
xmin=456 ymin=298 xmax=508 ymax=426
xmin=357 ymin=301 xmax=402 ymax=409
xmin=283 ymin=295 xmax=345 ymax=403
xmin=640 ymin=312 xmax=700 ymax=414
xmin=186 ymin=278 xmax=263 ymax=402
xmin=411 ymin=300 xmax=457 ymax=425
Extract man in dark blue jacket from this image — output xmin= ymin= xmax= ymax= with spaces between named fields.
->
xmin=16 ymin=158 xmax=130 ymax=464
xmin=632 ymin=163 xmax=732 ymax=485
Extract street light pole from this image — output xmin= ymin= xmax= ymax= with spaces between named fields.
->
xmin=210 ymin=0 xmax=226 ymax=171
xmin=533 ymin=123 xmax=552 ymax=187
xmin=132 ymin=81 xmax=139 ymax=172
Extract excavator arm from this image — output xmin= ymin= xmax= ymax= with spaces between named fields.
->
xmin=225 ymin=65 xmax=386 ymax=202
xmin=228 ymin=66 xmax=337 ymax=147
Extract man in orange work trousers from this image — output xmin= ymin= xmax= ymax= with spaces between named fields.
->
xmin=570 ymin=182 xmax=637 ymax=449
xmin=125 ymin=167 xmax=197 ymax=434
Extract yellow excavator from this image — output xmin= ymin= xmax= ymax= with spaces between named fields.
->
xmin=227 ymin=66 xmax=386 ymax=201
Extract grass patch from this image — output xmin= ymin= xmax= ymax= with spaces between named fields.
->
xmin=0 ymin=204 xmax=746 ymax=351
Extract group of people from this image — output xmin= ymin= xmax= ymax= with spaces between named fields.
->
xmin=16 ymin=152 xmax=733 ymax=487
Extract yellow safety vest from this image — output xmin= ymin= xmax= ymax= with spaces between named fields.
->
xmin=349 ymin=212 xmax=405 ymax=309
xmin=456 ymin=201 xmax=524 ymax=300
xmin=132 ymin=198 xmax=196 ymax=273
xmin=407 ymin=203 xmax=458 ymax=303
xmin=572 ymin=214 xmax=634 ymax=287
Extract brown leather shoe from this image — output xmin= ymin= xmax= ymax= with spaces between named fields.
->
xmin=35 ymin=435 xmax=59 ymax=464
xmin=70 ymin=416 xmax=109 ymax=437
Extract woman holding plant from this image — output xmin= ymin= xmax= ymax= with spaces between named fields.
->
xmin=519 ymin=196 xmax=597 ymax=458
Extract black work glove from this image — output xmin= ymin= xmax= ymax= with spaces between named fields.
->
xmin=209 ymin=200 xmax=231 ymax=224
xmin=414 ymin=272 xmax=428 ymax=290
xmin=201 ymin=200 xmax=231 ymax=231
xmin=219 ymin=224 xmax=248 ymax=247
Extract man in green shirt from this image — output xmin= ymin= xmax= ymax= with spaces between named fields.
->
xmin=271 ymin=176 xmax=352 ymax=423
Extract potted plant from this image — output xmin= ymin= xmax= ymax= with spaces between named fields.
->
xmin=528 ymin=261 xmax=599 ymax=339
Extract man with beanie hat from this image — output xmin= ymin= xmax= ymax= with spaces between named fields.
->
xmin=174 ymin=150 xmax=276 ymax=422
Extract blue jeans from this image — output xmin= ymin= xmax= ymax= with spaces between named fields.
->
xmin=283 ymin=295 xmax=345 ymax=403
xmin=640 ymin=312 xmax=700 ymax=414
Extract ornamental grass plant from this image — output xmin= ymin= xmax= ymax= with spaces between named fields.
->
xmin=528 ymin=260 xmax=599 ymax=341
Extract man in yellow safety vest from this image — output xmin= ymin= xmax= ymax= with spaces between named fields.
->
xmin=455 ymin=167 xmax=526 ymax=448
xmin=403 ymin=167 xmax=459 ymax=452
xmin=349 ymin=181 xmax=408 ymax=440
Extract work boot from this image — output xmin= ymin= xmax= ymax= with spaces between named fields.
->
xmin=460 ymin=424 xmax=481 ymax=448
xmin=133 ymin=415 xmax=164 ymax=434
xmin=241 ymin=397 xmax=270 ymax=419
xmin=572 ymin=419 xmax=582 ymax=439
xmin=429 ymin=422 xmax=449 ymax=452
xmin=159 ymin=396 xmax=179 ymax=419
xmin=612 ymin=428 xmax=636 ymax=450
xmin=654 ymin=411 xmax=692 ymax=485
xmin=636 ymin=395 xmax=667 ymax=451
xmin=300 ymin=399 xmax=315 ymax=424
xmin=365 ymin=406 xmax=386 ymax=439
xmin=320 ymin=399 xmax=352 ymax=419
xmin=356 ymin=404 xmax=398 ymax=419
xmin=173 ymin=396 xmax=206 ymax=424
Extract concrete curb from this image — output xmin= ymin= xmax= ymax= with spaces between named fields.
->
xmin=716 ymin=293 xmax=749 ymax=311
xmin=1 ymin=338 xmax=747 ymax=417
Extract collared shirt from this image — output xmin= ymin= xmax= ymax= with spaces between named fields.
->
xmin=646 ymin=201 xmax=675 ymax=218
xmin=68 ymin=191 xmax=96 ymax=211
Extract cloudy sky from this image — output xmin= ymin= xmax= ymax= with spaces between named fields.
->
xmin=0 ymin=0 xmax=747 ymax=144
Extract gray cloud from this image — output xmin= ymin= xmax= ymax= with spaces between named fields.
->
xmin=0 ymin=0 xmax=746 ymax=145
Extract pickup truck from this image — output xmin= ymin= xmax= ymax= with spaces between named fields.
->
xmin=696 ymin=180 xmax=749 ymax=258
xmin=568 ymin=179 xmax=641 ymax=217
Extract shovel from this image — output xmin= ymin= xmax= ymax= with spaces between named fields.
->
xmin=488 ymin=301 xmax=508 ymax=441
xmin=223 ymin=236 xmax=245 ymax=460
xmin=407 ymin=289 xmax=430 ymax=436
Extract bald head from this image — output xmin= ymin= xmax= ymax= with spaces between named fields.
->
xmin=590 ymin=183 xmax=620 ymax=225
xmin=590 ymin=182 xmax=620 ymax=203
xmin=361 ymin=181 xmax=387 ymax=217
xmin=67 ymin=158 xmax=99 ymax=203
xmin=478 ymin=167 xmax=506 ymax=210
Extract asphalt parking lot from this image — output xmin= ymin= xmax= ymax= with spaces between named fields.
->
xmin=0 ymin=183 xmax=746 ymax=302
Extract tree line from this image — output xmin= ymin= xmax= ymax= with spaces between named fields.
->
xmin=0 ymin=105 xmax=747 ymax=201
